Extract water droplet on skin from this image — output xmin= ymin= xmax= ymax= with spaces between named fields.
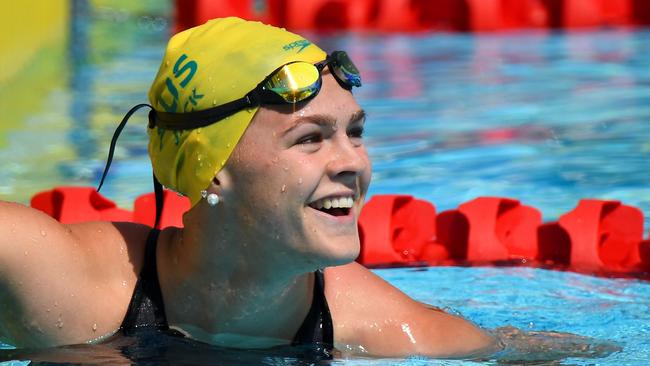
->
xmin=56 ymin=316 xmax=64 ymax=329
xmin=40 ymin=230 xmax=46 ymax=237
xmin=92 ymin=323 xmax=98 ymax=332
xmin=283 ymin=166 xmax=289 ymax=171
xmin=46 ymin=308 xmax=50 ymax=313
xmin=401 ymin=323 xmax=417 ymax=344
xmin=97 ymin=229 xmax=102 ymax=234
xmin=122 ymin=280 xmax=127 ymax=287
xmin=281 ymin=184 xmax=286 ymax=193
xmin=54 ymin=301 xmax=58 ymax=307
xmin=298 ymin=178 xmax=303 ymax=184
xmin=24 ymin=251 xmax=28 ymax=256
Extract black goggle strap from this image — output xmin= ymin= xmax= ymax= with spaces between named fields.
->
xmin=97 ymin=103 xmax=153 ymax=192
xmin=153 ymin=173 xmax=164 ymax=230
xmin=153 ymin=91 xmax=261 ymax=130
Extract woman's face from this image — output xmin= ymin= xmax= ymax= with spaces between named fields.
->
xmin=219 ymin=72 xmax=371 ymax=270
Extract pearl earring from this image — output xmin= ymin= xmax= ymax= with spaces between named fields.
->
xmin=201 ymin=190 xmax=221 ymax=207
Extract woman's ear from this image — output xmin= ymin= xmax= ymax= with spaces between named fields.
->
xmin=212 ymin=168 xmax=232 ymax=192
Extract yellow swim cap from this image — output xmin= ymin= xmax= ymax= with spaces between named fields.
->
xmin=148 ymin=17 xmax=326 ymax=206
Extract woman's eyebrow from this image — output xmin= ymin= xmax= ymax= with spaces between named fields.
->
xmin=282 ymin=109 xmax=366 ymax=136
xmin=282 ymin=114 xmax=336 ymax=136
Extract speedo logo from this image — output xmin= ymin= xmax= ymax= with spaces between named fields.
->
xmin=283 ymin=39 xmax=311 ymax=53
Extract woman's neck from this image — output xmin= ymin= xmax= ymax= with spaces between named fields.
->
xmin=155 ymin=212 xmax=315 ymax=346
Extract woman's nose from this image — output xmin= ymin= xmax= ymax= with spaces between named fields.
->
xmin=326 ymin=137 xmax=368 ymax=182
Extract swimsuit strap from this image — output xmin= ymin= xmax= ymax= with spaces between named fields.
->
xmin=120 ymin=228 xmax=169 ymax=334
xmin=291 ymin=269 xmax=334 ymax=347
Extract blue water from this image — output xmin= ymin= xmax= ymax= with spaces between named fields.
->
xmin=1 ymin=3 xmax=650 ymax=365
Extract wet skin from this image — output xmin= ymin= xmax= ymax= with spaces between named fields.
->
xmin=0 ymin=72 xmax=497 ymax=357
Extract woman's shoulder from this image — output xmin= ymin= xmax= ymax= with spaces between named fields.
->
xmin=0 ymin=200 xmax=152 ymax=270
xmin=0 ymin=200 xmax=154 ymax=347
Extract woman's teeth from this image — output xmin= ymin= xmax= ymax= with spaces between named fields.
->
xmin=310 ymin=196 xmax=354 ymax=210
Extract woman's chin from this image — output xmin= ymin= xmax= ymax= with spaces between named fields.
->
xmin=317 ymin=237 xmax=361 ymax=268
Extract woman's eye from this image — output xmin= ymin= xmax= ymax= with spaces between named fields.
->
xmin=297 ymin=133 xmax=323 ymax=145
xmin=348 ymin=126 xmax=364 ymax=139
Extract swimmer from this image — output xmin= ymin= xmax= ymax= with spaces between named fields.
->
xmin=0 ymin=18 xmax=618 ymax=362
xmin=0 ymin=17 xmax=496 ymax=358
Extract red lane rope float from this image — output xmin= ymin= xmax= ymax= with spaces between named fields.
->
xmin=357 ymin=195 xmax=446 ymax=266
xmin=174 ymin=0 xmax=650 ymax=33
xmin=30 ymin=187 xmax=132 ymax=224
xmin=29 ymin=187 xmax=650 ymax=279
xmin=132 ymin=190 xmax=190 ymax=228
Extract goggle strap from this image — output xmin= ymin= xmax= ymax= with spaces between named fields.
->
xmin=153 ymin=92 xmax=259 ymax=130
xmin=97 ymin=103 xmax=153 ymax=192
xmin=153 ymin=173 xmax=164 ymax=230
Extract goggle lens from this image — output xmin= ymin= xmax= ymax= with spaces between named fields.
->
xmin=330 ymin=51 xmax=362 ymax=88
xmin=264 ymin=62 xmax=322 ymax=103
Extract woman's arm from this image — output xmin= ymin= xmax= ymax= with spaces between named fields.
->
xmin=325 ymin=262 xmax=620 ymax=361
xmin=0 ymin=201 xmax=146 ymax=347
xmin=325 ymin=261 xmax=498 ymax=358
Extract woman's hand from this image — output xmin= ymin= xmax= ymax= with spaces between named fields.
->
xmin=490 ymin=326 xmax=621 ymax=363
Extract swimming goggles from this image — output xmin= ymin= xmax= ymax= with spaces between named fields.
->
xmin=150 ymin=50 xmax=362 ymax=130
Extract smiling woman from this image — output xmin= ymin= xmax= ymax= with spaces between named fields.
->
xmin=0 ymin=16 xmax=496 ymax=358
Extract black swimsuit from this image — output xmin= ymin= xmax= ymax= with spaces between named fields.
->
xmin=120 ymin=229 xmax=334 ymax=347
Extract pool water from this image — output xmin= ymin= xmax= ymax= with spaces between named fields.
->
xmin=1 ymin=3 xmax=650 ymax=365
